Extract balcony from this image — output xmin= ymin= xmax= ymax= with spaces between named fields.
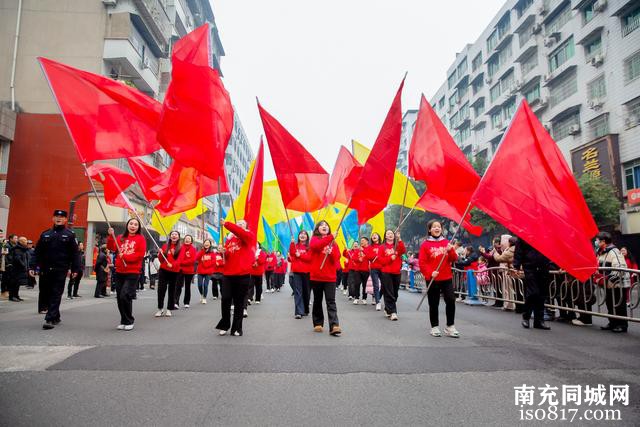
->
xmin=542 ymin=61 xmax=577 ymax=87
xmin=132 ymin=0 xmax=172 ymax=55
xmin=103 ymin=38 xmax=160 ymax=95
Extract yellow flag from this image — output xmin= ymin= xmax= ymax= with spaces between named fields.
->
xmin=151 ymin=210 xmax=181 ymax=235
xmin=368 ymin=210 xmax=386 ymax=236
xmin=225 ymin=157 xmax=257 ymax=224
xmin=185 ymin=198 xmax=208 ymax=220
xmin=261 ymin=180 xmax=304 ymax=225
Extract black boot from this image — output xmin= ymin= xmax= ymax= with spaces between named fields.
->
xmin=521 ymin=319 xmax=530 ymax=329
xmin=533 ymin=321 xmax=550 ymax=330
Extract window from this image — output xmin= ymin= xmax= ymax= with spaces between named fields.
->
xmin=626 ymin=97 xmax=640 ymax=123
xmin=438 ymin=96 xmax=445 ymax=109
xmin=625 ymin=160 xmax=640 ymax=191
xmin=459 ymin=125 xmax=471 ymax=142
xmin=584 ymin=35 xmax=602 ymax=61
xmin=524 ymin=83 xmax=541 ymax=103
xmin=457 ymin=58 xmax=468 ymax=76
xmin=488 ymin=57 xmax=500 ymax=77
xmin=449 ymin=91 xmax=459 ymax=109
xmin=448 ymin=70 xmax=458 ymax=89
xmin=460 ymin=102 xmax=470 ymax=121
xmin=450 ymin=111 xmax=460 ymax=128
xmin=622 ymin=5 xmax=640 ymax=37
xmin=475 ymin=125 xmax=485 ymax=139
xmin=515 ymin=0 xmax=534 ymax=18
xmin=624 ymin=50 xmax=640 ymax=84
xmin=588 ymin=113 xmax=609 ymax=139
xmin=487 ymin=30 xmax=498 ymax=51
xmin=503 ymin=98 xmax=516 ymax=122
xmin=519 ymin=22 xmax=536 ymax=47
xmin=545 ymin=4 xmax=572 ymax=35
xmin=472 ymin=77 xmax=484 ymax=95
xmin=551 ymin=111 xmax=580 ymax=140
xmin=490 ymin=82 xmax=502 ymax=103
xmin=472 ymin=53 xmax=483 ymax=71
xmin=474 ymin=100 xmax=485 ymax=117
xmin=548 ymin=37 xmax=575 ymax=72
xmin=497 ymin=13 xmax=511 ymax=40
xmin=521 ymin=51 xmax=539 ymax=75
xmin=587 ymin=75 xmax=606 ymax=100
xmin=500 ymin=70 xmax=515 ymax=93
xmin=583 ymin=1 xmax=596 ymax=25
xmin=491 ymin=111 xmax=503 ymax=128
xmin=498 ymin=41 xmax=513 ymax=66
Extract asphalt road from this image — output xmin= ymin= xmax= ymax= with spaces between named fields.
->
xmin=0 ymin=280 xmax=638 ymax=426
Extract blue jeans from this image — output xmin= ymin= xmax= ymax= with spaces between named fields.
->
xmin=291 ymin=272 xmax=306 ymax=316
xmin=370 ymin=269 xmax=382 ymax=303
xmin=197 ymin=274 xmax=211 ymax=298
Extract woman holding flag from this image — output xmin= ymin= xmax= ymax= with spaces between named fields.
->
xmin=176 ymin=234 xmax=196 ymax=309
xmin=367 ymin=232 xmax=384 ymax=311
xmin=309 ymin=220 xmax=342 ymax=336
xmin=156 ymin=231 xmax=182 ymax=318
xmin=289 ymin=230 xmax=312 ymax=319
xmin=379 ymin=229 xmax=406 ymax=321
xmin=196 ymin=239 xmax=216 ymax=304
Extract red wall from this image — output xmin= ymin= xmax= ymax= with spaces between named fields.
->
xmin=6 ymin=113 xmax=89 ymax=241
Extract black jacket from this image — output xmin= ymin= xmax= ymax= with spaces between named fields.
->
xmin=513 ymin=239 xmax=550 ymax=271
xmin=35 ymin=225 xmax=80 ymax=272
xmin=94 ymin=252 xmax=108 ymax=282
xmin=10 ymin=245 xmax=31 ymax=285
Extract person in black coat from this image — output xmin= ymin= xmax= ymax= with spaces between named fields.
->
xmin=513 ymin=238 xmax=551 ymax=330
xmin=94 ymin=245 xmax=109 ymax=298
xmin=8 ymin=237 xmax=31 ymax=302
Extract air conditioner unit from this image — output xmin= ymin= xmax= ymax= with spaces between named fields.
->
xmin=625 ymin=114 xmax=640 ymax=129
xmin=587 ymin=98 xmax=603 ymax=109
xmin=591 ymin=53 xmax=604 ymax=66
xmin=140 ymin=56 xmax=151 ymax=70
xmin=102 ymin=0 xmax=117 ymax=6
xmin=532 ymin=23 xmax=542 ymax=34
xmin=593 ymin=0 xmax=607 ymax=12
xmin=568 ymin=124 xmax=581 ymax=135
xmin=543 ymin=37 xmax=555 ymax=47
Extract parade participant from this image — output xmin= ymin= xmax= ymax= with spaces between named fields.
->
xmin=343 ymin=242 xmax=361 ymax=302
xmin=210 ymin=245 xmax=224 ymax=300
xmin=175 ymin=234 xmax=196 ymax=309
xmin=289 ymin=230 xmax=312 ymax=319
xmin=379 ymin=229 xmax=406 ymax=321
xmin=368 ymin=232 xmax=384 ymax=310
xmin=265 ymin=251 xmax=276 ymax=293
xmin=216 ymin=220 xmax=256 ymax=337
xmin=8 ymin=237 xmax=31 ymax=302
xmin=148 ymin=251 xmax=159 ymax=290
xmin=340 ymin=256 xmax=350 ymax=295
xmin=309 ymin=220 xmax=342 ymax=336
xmin=93 ymin=244 xmax=109 ymax=298
xmin=419 ymin=220 xmax=459 ymax=337
xmin=33 ymin=210 xmax=80 ymax=329
xmin=107 ymin=219 xmax=146 ymax=331
xmin=156 ymin=231 xmax=181 ymax=317
xmin=276 ymin=253 xmax=288 ymax=291
xmin=249 ymin=244 xmax=266 ymax=305
xmin=596 ymin=232 xmax=628 ymax=333
xmin=66 ymin=242 xmax=85 ymax=299
xmin=196 ymin=239 xmax=216 ymax=304
xmin=513 ymin=238 xmax=551 ymax=331
xmin=355 ymin=237 xmax=371 ymax=304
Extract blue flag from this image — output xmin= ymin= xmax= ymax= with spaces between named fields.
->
xmin=262 ymin=217 xmax=275 ymax=251
xmin=302 ymin=212 xmax=315 ymax=232
xmin=206 ymin=225 xmax=220 ymax=244
xmin=275 ymin=222 xmax=292 ymax=256
xmin=342 ymin=209 xmax=359 ymax=246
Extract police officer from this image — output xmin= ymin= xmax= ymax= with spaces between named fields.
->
xmin=513 ymin=238 xmax=551 ymax=330
xmin=32 ymin=210 xmax=80 ymax=329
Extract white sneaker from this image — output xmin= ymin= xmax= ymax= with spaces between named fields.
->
xmin=117 ymin=324 xmax=125 ymax=330
xmin=124 ymin=324 xmax=134 ymax=331
xmin=243 ymin=309 xmax=248 ymax=318
xmin=233 ymin=331 xmax=241 ymax=336
xmin=212 ymin=296 xmax=218 ymax=300
xmin=352 ymin=299 xmax=358 ymax=305
xmin=255 ymin=300 xmax=261 ymax=304
xmin=390 ymin=313 xmax=398 ymax=321
xmin=184 ymin=304 xmax=190 ymax=308
xmin=444 ymin=325 xmax=460 ymax=338
xmin=430 ymin=327 xmax=442 ymax=337
xmin=174 ymin=304 xmax=180 ymax=310
xmin=360 ymin=299 xmax=366 ymax=305
xmin=384 ymin=311 xmax=390 ymax=318
xmin=455 ymin=297 xmax=462 ymax=302
xmin=342 ymin=289 xmax=347 ymax=295
xmin=154 ymin=310 xmax=163 ymax=318
xmin=203 ymin=299 xmax=207 ymax=305
xmin=371 ymin=300 xmax=376 ymax=305
xmin=571 ymin=319 xmax=591 ymax=326
xmin=348 ymin=296 xmax=353 ymax=301
xmin=376 ymin=303 xmax=381 ymax=311
xmin=165 ymin=310 xmax=172 ymax=317
xmin=219 ymin=330 xmax=227 ymax=336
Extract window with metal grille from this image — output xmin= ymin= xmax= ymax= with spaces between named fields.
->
xmin=588 ymin=113 xmax=609 ymax=139
xmin=587 ymin=75 xmax=606 ymax=99
xmin=472 ymin=53 xmax=483 ymax=71
xmin=549 ymin=70 xmax=577 ymax=107
xmin=624 ymin=50 xmax=640 ymax=84
xmin=552 ymin=111 xmax=580 ymax=140
xmin=622 ymin=4 xmax=640 ymax=37
xmin=584 ymin=35 xmax=602 ymax=62
xmin=521 ymin=51 xmax=539 ymax=76
xmin=549 ymin=37 xmax=575 ymax=72
xmin=545 ymin=3 xmax=572 ymax=35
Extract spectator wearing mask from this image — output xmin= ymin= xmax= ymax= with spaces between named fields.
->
xmin=596 ymin=232 xmax=628 ymax=333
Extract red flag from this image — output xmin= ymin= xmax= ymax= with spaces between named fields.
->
xmin=245 ymin=140 xmax=265 ymax=234
xmin=325 ymin=146 xmax=363 ymax=206
xmin=349 ymin=77 xmax=405 ymax=223
xmin=127 ymin=157 xmax=162 ymax=202
xmin=86 ymin=163 xmax=136 ymax=209
xmin=258 ymin=102 xmax=329 ymax=212
xmin=38 ymin=57 xmax=162 ymax=163
xmin=157 ymin=24 xmax=234 ymax=179
xmin=152 ymin=162 xmax=228 ymax=216
xmin=470 ymin=101 xmax=598 ymax=281
xmin=409 ymin=95 xmax=482 ymax=235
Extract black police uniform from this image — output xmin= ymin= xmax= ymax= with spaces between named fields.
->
xmin=35 ymin=224 xmax=80 ymax=325
xmin=513 ymin=238 xmax=551 ymax=329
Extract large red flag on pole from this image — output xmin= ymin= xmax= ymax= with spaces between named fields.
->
xmin=38 ymin=57 xmax=162 ymax=162
xmin=409 ymin=95 xmax=482 ymax=235
xmin=86 ymin=163 xmax=136 ymax=210
xmin=258 ymin=101 xmax=329 ymax=212
xmin=127 ymin=157 xmax=163 ymax=202
xmin=244 ymin=140 xmax=265 ymax=235
xmin=157 ymin=24 xmax=234 ymax=179
xmin=325 ymin=146 xmax=363 ymax=206
xmin=349 ymin=76 xmax=405 ymax=224
xmin=470 ymin=100 xmax=598 ymax=281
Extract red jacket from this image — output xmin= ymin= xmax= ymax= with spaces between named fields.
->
xmin=180 ymin=243 xmax=197 ymax=274
xmin=251 ymin=250 xmax=267 ymax=276
xmin=289 ymin=242 xmax=312 ymax=273
xmin=159 ymin=241 xmax=181 ymax=273
xmin=367 ymin=244 xmax=384 ymax=270
xmin=196 ymin=249 xmax=217 ymax=275
xmin=223 ymin=221 xmax=256 ymax=276
xmin=342 ymin=257 xmax=350 ymax=273
xmin=276 ymin=258 xmax=288 ymax=274
xmin=265 ymin=254 xmax=277 ymax=271
xmin=309 ymin=235 xmax=340 ymax=282
xmin=212 ymin=251 xmax=224 ymax=274
xmin=343 ymin=248 xmax=369 ymax=272
xmin=107 ymin=234 xmax=146 ymax=275
xmin=379 ymin=241 xmax=407 ymax=274
xmin=418 ymin=237 xmax=458 ymax=281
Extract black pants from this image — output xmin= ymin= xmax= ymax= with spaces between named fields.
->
xmin=1 ymin=270 xmax=10 ymax=293
xmin=157 ymin=269 xmax=178 ymax=310
xmin=356 ymin=271 xmax=369 ymax=299
xmin=380 ymin=272 xmax=401 ymax=314
xmin=211 ymin=274 xmax=223 ymax=298
xmin=265 ymin=271 xmax=274 ymax=290
xmin=41 ymin=269 xmax=68 ymax=322
xmin=490 ymin=270 xmax=503 ymax=307
xmin=573 ymin=282 xmax=594 ymax=324
xmin=251 ymin=275 xmax=263 ymax=302
xmin=66 ymin=271 xmax=83 ymax=297
xmin=216 ymin=275 xmax=250 ymax=334
xmin=175 ymin=273 xmax=194 ymax=305
xmin=311 ymin=280 xmax=339 ymax=329
xmin=115 ymin=273 xmax=138 ymax=325
xmin=94 ymin=275 xmax=107 ymax=297
xmin=149 ymin=273 xmax=157 ymax=289
xmin=522 ymin=269 xmax=549 ymax=322
xmin=605 ymin=287 xmax=628 ymax=329
xmin=427 ymin=279 xmax=456 ymax=327
xmin=301 ymin=272 xmax=310 ymax=315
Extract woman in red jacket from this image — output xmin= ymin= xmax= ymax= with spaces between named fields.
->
xmin=290 ymin=230 xmax=312 ymax=319
xmin=211 ymin=245 xmax=224 ymax=300
xmin=379 ymin=229 xmax=406 ymax=321
xmin=175 ymin=234 xmax=196 ymax=309
xmin=196 ymin=239 xmax=216 ymax=304
xmin=367 ymin=232 xmax=384 ymax=311
xmin=265 ymin=252 xmax=276 ymax=293
xmin=249 ymin=245 xmax=266 ymax=305
xmin=418 ymin=219 xmax=459 ymax=338
xmin=309 ymin=220 xmax=342 ymax=336
xmin=107 ymin=218 xmax=146 ymax=331
xmin=343 ymin=242 xmax=360 ymax=302
xmin=156 ymin=231 xmax=181 ymax=317
xmin=216 ymin=220 xmax=256 ymax=337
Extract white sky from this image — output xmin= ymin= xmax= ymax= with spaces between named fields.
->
xmin=212 ymin=0 xmax=505 ymax=180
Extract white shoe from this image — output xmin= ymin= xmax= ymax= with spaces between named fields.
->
xmin=348 ymin=296 xmax=353 ymax=301
xmin=184 ymin=304 xmax=190 ymax=308
xmin=342 ymin=289 xmax=347 ymax=295
xmin=360 ymin=299 xmax=366 ymax=305
xmin=174 ymin=304 xmax=180 ymax=310
xmin=352 ymin=299 xmax=358 ymax=305
xmin=430 ymin=327 xmax=442 ymax=337
xmin=212 ymin=296 xmax=218 ymax=300
xmin=455 ymin=297 xmax=462 ymax=302
xmin=233 ymin=331 xmax=241 ymax=336
xmin=390 ymin=313 xmax=398 ymax=321
xmin=117 ymin=324 xmax=125 ymax=330
xmin=219 ymin=330 xmax=227 ymax=336
xmin=165 ymin=310 xmax=172 ymax=317
xmin=124 ymin=324 xmax=134 ymax=331
xmin=376 ymin=303 xmax=381 ymax=311
xmin=384 ymin=311 xmax=390 ymax=318
xmin=371 ymin=300 xmax=376 ymax=305
xmin=203 ymin=299 xmax=207 ymax=305
xmin=154 ymin=310 xmax=163 ymax=318
xmin=243 ymin=309 xmax=248 ymax=318
xmin=571 ymin=319 xmax=591 ymax=326
xmin=255 ymin=300 xmax=261 ymax=304
xmin=444 ymin=325 xmax=460 ymax=338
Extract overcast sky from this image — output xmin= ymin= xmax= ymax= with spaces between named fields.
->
xmin=212 ymin=0 xmax=505 ymax=179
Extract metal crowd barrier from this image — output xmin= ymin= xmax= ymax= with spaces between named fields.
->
xmin=410 ymin=267 xmax=639 ymax=324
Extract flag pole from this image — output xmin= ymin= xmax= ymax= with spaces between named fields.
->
xmin=150 ymin=202 xmax=169 ymax=238
xmin=319 ymin=198 xmax=352 ymax=269
xmin=217 ymin=178 xmax=224 ymax=246
xmin=122 ymin=194 xmax=168 ymax=263
xmin=201 ymin=198 xmax=205 ymax=243
xmin=416 ymin=202 xmax=473 ymax=310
